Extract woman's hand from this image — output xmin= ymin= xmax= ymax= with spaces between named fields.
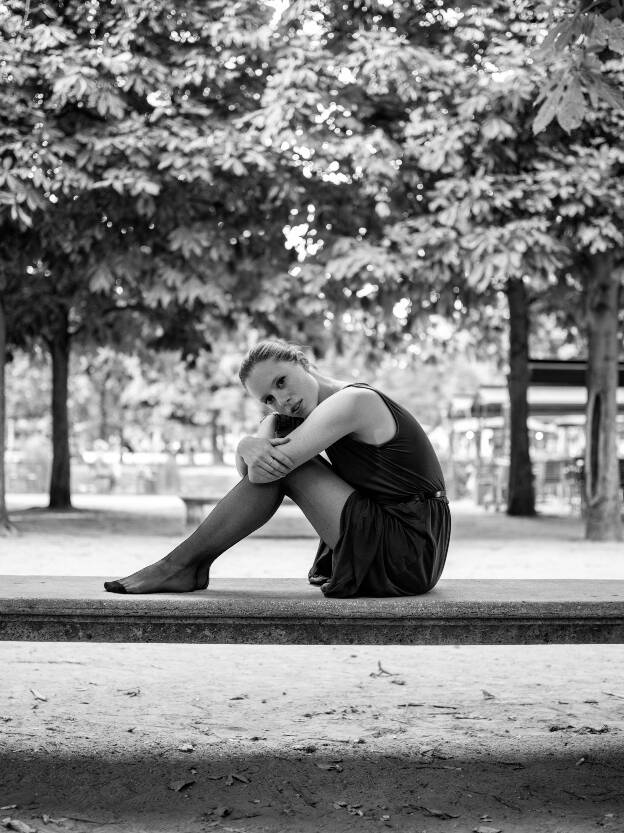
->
xmin=237 ymin=435 xmax=293 ymax=484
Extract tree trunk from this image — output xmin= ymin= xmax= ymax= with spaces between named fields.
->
xmin=210 ymin=410 xmax=224 ymax=465
xmin=98 ymin=375 xmax=109 ymax=441
xmin=506 ymin=276 xmax=536 ymax=516
xmin=48 ymin=308 xmax=73 ymax=510
xmin=0 ymin=294 xmax=17 ymax=534
xmin=583 ymin=252 xmax=622 ymax=541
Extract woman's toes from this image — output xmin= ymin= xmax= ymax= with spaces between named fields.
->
xmin=104 ymin=580 xmax=127 ymax=594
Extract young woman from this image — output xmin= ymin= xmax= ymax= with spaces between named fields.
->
xmin=104 ymin=340 xmax=451 ymax=597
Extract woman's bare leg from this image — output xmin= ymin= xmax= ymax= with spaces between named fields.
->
xmin=104 ymin=458 xmax=354 ymax=594
xmin=282 ymin=457 xmax=355 ymax=548
xmin=104 ymin=477 xmax=284 ymax=593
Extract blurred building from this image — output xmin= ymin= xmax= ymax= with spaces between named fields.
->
xmin=447 ymin=359 xmax=624 ymax=510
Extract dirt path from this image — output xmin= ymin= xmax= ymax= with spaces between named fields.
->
xmin=2 ymin=642 xmax=623 ymax=833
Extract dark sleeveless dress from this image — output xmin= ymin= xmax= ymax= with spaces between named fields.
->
xmin=277 ymin=383 xmax=451 ymax=598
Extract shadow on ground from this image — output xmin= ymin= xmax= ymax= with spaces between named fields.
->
xmin=1 ymin=747 xmax=622 ymax=833
xmin=7 ymin=499 xmax=315 ymax=539
xmin=7 ymin=496 xmax=588 ymax=541
xmin=8 ymin=506 xmax=181 ymax=537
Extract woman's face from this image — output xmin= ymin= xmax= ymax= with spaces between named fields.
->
xmin=245 ymin=359 xmax=318 ymax=418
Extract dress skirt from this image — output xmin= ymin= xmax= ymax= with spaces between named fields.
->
xmin=307 ymin=491 xmax=451 ymax=598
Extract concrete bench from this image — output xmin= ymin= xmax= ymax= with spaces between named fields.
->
xmin=1 ymin=577 xmax=623 ymax=645
xmin=179 ymin=496 xmax=221 ymax=525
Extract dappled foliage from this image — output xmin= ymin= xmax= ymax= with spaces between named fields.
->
xmin=1 ymin=0 xmax=622 ymax=532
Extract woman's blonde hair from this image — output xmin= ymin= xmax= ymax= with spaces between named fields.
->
xmin=239 ymin=340 xmax=310 ymax=386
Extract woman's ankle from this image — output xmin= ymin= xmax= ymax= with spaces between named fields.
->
xmin=165 ymin=544 xmax=212 ymax=569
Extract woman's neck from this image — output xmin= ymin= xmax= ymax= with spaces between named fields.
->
xmin=310 ymin=370 xmax=348 ymax=404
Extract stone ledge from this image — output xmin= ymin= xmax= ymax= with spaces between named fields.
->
xmin=1 ymin=577 xmax=623 ymax=644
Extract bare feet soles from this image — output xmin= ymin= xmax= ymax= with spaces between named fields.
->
xmin=104 ymin=557 xmax=212 ymax=594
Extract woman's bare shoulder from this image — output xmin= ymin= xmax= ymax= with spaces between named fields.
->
xmin=329 ymin=384 xmax=373 ymax=407
xmin=336 ymin=384 xmax=381 ymax=404
xmin=311 ymin=385 xmax=372 ymax=424
xmin=333 ymin=385 xmax=391 ymax=422
xmin=336 ymin=385 xmax=396 ymax=442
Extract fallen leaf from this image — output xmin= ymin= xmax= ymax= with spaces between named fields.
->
xmin=482 ymin=689 xmax=496 ymax=700
xmin=225 ymin=773 xmax=249 ymax=785
xmin=576 ymin=757 xmax=586 ymax=766
xmin=575 ymin=725 xmax=609 ymax=734
xmin=417 ymin=805 xmax=460 ymax=819
xmin=3 ymin=820 xmax=37 ymax=833
xmin=370 ymin=661 xmax=398 ymax=678
xmin=229 ymin=694 xmax=248 ymax=701
xmin=178 ymin=743 xmax=194 ymax=752
xmin=453 ymin=714 xmax=489 ymax=720
xmin=29 ymin=689 xmax=47 ymax=702
xmin=332 ymin=800 xmax=364 ymax=815
xmin=168 ymin=779 xmax=195 ymax=792
xmin=316 ymin=762 xmax=343 ymax=772
xmin=473 ymin=827 xmax=502 ymax=833
xmin=215 ymin=807 xmax=231 ymax=817
xmin=390 ymin=679 xmax=406 ymax=686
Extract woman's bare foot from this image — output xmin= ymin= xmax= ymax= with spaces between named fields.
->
xmin=104 ymin=555 xmax=212 ymax=594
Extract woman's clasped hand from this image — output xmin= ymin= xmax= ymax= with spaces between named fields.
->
xmin=237 ymin=435 xmax=293 ymax=483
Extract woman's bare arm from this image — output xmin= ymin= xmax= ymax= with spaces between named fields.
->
xmin=236 ymin=413 xmax=295 ymax=481
xmin=246 ymin=388 xmax=370 ymax=484
xmin=235 ymin=450 xmax=248 ymax=478
xmin=235 ymin=414 xmax=277 ymax=476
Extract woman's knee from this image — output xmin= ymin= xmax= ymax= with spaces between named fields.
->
xmin=282 ymin=457 xmax=331 ymax=494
